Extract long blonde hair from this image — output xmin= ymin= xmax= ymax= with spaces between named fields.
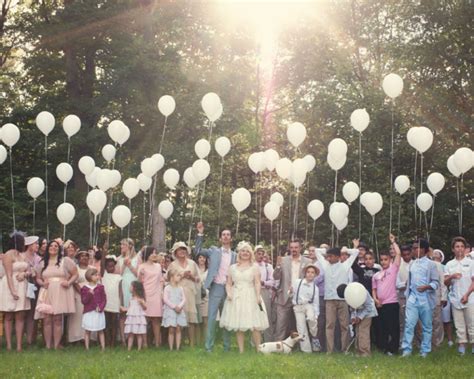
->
xmin=236 ymin=241 xmax=255 ymax=264
xmin=120 ymin=238 xmax=137 ymax=259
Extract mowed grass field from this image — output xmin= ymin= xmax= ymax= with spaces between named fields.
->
xmin=0 ymin=342 xmax=473 ymax=378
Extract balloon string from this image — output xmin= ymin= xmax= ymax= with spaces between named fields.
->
xmin=96 ymin=212 xmax=103 ymax=246
xmin=397 ymin=196 xmax=402 ymax=237
xmin=67 ymin=138 xmax=71 ymax=165
xmin=358 ymin=132 xmax=362 ymax=239
xmin=336 ymin=229 xmax=340 ymax=247
xmin=254 ymin=174 xmax=258 ymax=246
xmin=258 ymin=173 xmax=263 ymax=242
xmin=460 ymin=175 xmax=464 ymax=234
xmin=292 ymin=188 xmax=299 ymax=240
xmin=63 ymin=183 xmax=67 ymax=203
xmin=311 ymin=220 xmax=316 ymax=243
xmin=199 ymin=179 xmax=207 ymax=222
xmin=158 ymin=116 xmax=168 ymax=155
xmin=419 ymin=153 xmax=424 ymax=228
xmin=270 ymin=220 xmax=274 ymax=266
xmin=188 ymin=183 xmax=200 ymax=247
xmin=9 ymin=148 xmax=16 ymax=230
xmin=373 ymin=216 xmax=379 ymax=262
xmin=216 ymin=158 xmax=224 ymax=240
xmin=63 ymin=223 xmax=66 ymax=242
xmin=45 ymin=136 xmax=49 ymax=240
xmin=33 ymin=200 xmax=36 ymax=235
xmin=235 ymin=212 xmax=240 ymax=237
xmin=456 ymin=177 xmax=461 ymax=234
xmin=287 ymin=191 xmax=292 ymax=242
xmin=106 ymin=190 xmax=114 ymax=246
xmin=128 ymin=198 xmax=132 ymax=239
xmin=389 ymin=102 xmax=394 ymax=234
xmin=413 ymin=151 xmax=417 ymax=232
xmin=424 ymin=211 xmax=429 ymax=241
xmin=429 ymin=196 xmax=435 ymax=235
xmin=143 ymin=193 xmax=146 ymax=245
xmin=331 ymin=170 xmax=338 ymax=247
xmin=304 ymin=175 xmax=310 ymax=243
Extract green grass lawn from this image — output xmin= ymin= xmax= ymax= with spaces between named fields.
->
xmin=0 ymin=342 xmax=473 ymax=378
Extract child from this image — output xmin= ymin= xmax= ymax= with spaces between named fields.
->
xmin=162 ymin=269 xmax=187 ymax=351
xmin=371 ymin=234 xmax=401 ymax=355
xmin=101 ymin=254 xmax=123 ymax=347
xmin=122 ymin=280 xmax=147 ymax=351
xmin=80 ymin=268 xmax=107 ymax=350
xmin=337 ymin=284 xmax=377 ymax=357
xmin=291 ymin=264 xmax=320 ymax=353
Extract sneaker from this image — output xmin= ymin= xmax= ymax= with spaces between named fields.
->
xmin=419 ymin=352 xmax=428 ymax=358
xmin=401 ymin=351 xmax=411 ymax=357
xmin=458 ymin=346 xmax=465 ymax=356
xmin=448 ymin=340 xmax=454 ymax=347
xmin=312 ymin=339 xmax=321 ymax=352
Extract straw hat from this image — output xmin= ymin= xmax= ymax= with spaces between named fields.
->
xmin=25 ymin=236 xmax=39 ymax=246
xmin=170 ymin=241 xmax=191 ymax=259
xmin=303 ymin=263 xmax=320 ymax=276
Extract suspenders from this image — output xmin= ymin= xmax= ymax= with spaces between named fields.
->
xmin=296 ymin=279 xmax=316 ymax=305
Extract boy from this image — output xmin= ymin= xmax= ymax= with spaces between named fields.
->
xmin=396 ymin=244 xmax=413 ymax=343
xmin=372 ymin=234 xmax=401 ymax=355
xmin=316 ymin=246 xmax=358 ymax=353
xmin=337 ymin=284 xmax=377 ymax=356
xmin=291 ymin=264 xmax=320 ymax=353
xmin=444 ymin=236 xmax=474 ymax=355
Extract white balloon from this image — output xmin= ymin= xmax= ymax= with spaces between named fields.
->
xmin=290 ymin=159 xmax=307 ymax=188
xmin=0 ymin=145 xmax=6 ymax=165
xmin=208 ymin=102 xmax=223 ymax=122
xmin=157 ymin=95 xmax=176 ymax=117
xmin=107 ymin=120 xmax=125 ymax=143
xmin=62 ymin=115 xmax=81 ymax=138
xmin=264 ymin=201 xmax=280 ymax=221
xmin=270 ymin=192 xmax=284 ymax=207
xmin=287 ymin=122 xmax=307 ymax=148
xmin=97 ymin=169 xmax=112 ymax=192
xmin=122 ymin=178 xmax=140 ymax=200
xmin=201 ymin=92 xmax=222 ymax=119
xmin=454 ymin=147 xmax=473 ymax=174
xmin=85 ymin=167 xmax=100 ymax=188
xmin=248 ymin=152 xmax=265 ymax=174
xmin=264 ymin=149 xmax=280 ymax=172
xmin=275 ymin=158 xmax=292 ymax=180
xmin=36 ymin=111 xmax=55 ymax=136
xmin=57 ymin=203 xmax=75 ymax=225
xmin=109 ymin=169 xmax=121 ymax=188
xmin=163 ymin=168 xmax=180 ymax=190
xmin=417 ymin=192 xmax=433 ymax=212
xmin=137 ymin=173 xmax=153 ymax=192
xmin=342 ymin=181 xmax=360 ymax=204
xmin=117 ymin=124 xmax=130 ymax=146
xmin=328 ymin=138 xmax=348 ymax=160
xmin=86 ymin=189 xmax=107 ymax=216
xmin=407 ymin=126 xmax=433 ymax=154
xmin=27 ymin=177 xmax=45 ymax=199
xmin=394 ymin=175 xmax=410 ymax=195
xmin=327 ymin=153 xmax=347 ymax=171
xmin=382 ymin=73 xmax=403 ymax=99
xmin=303 ymin=154 xmax=316 ymax=172
xmin=335 ymin=217 xmax=348 ymax=231
xmin=141 ymin=157 xmax=160 ymax=177
xmin=232 ymin=188 xmax=251 ymax=213
xmin=56 ymin=162 xmax=73 ymax=184
xmin=1 ymin=123 xmax=20 ymax=147
xmin=344 ymin=282 xmax=367 ymax=308
xmin=151 ymin=153 xmax=165 ymax=172
xmin=215 ymin=136 xmax=231 ymax=158
xmin=192 ymin=159 xmax=211 ymax=182
xmin=78 ymin=156 xmax=95 ymax=176
xmin=0 ymin=125 xmax=3 ymax=142
xmin=183 ymin=167 xmax=198 ymax=189
xmin=101 ymin=144 xmax=116 ymax=163
xmin=158 ymin=200 xmax=174 ymax=219
xmin=426 ymin=172 xmax=445 ymax=196
xmin=364 ymin=192 xmax=383 ymax=216
xmin=112 ymin=205 xmax=132 ymax=228
xmin=350 ymin=108 xmax=370 ymax=133
xmin=360 ymin=192 xmax=370 ymax=207
xmin=447 ymin=155 xmax=461 ymax=178
xmin=195 ymin=139 xmax=211 ymax=159
xmin=307 ymin=199 xmax=324 ymax=221
xmin=329 ymin=202 xmax=348 ymax=226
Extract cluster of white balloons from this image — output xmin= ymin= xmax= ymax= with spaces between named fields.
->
xmin=407 ymin=126 xmax=434 ymax=154
xmin=329 ymin=202 xmax=349 ymax=231
xmin=360 ymin=192 xmax=383 ymax=217
xmin=201 ymin=92 xmax=223 ymax=122
xmin=263 ymin=192 xmax=284 ymax=222
xmin=447 ymin=147 xmax=474 ymax=178
xmin=327 ymin=138 xmax=348 ymax=171
xmin=107 ymin=120 xmax=130 ymax=146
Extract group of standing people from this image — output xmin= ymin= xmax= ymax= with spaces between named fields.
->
xmin=0 ymin=225 xmax=473 ymax=358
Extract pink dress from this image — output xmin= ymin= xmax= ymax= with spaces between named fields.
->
xmin=0 ymin=259 xmax=31 ymax=312
xmin=124 ymin=298 xmax=147 ymax=334
xmin=35 ymin=257 xmax=76 ymax=319
xmin=138 ymin=263 xmax=163 ymax=317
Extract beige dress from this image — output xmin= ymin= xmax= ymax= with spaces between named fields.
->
xmin=198 ymin=268 xmax=209 ymax=318
xmin=68 ymin=266 xmax=91 ymax=342
xmin=168 ymin=259 xmax=200 ymax=324
xmin=0 ymin=257 xmax=31 ymax=312
xmin=35 ymin=257 xmax=76 ymax=319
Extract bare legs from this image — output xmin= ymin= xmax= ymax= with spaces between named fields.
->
xmin=236 ymin=331 xmax=245 ymax=353
xmin=236 ymin=329 xmax=262 ymax=353
xmin=43 ymin=315 xmax=53 ymax=349
xmin=53 ymin=314 xmax=62 ymax=349
xmin=148 ymin=317 xmax=161 ymax=347
xmin=4 ymin=311 xmax=26 ymax=351
xmin=187 ymin=323 xmax=196 ymax=347
xmin=196 ymin=317 xmax=207 ymax=346
xmin=120 ymin=314 xmax=126 ymax=347
xmin=127 ymin=334 xmax=145 ymax=351
xmin=25 ymin=308 xmax=38 ymax=345
xmin=105 ymin=312 xmax=118 ymax=347
xmin=168 ymin=326 xmax=182 ymax=351
xmin=85 ymin=330 xmax=105 ymax=351
xmin=84 ymin=330 xmax=91 ymax=350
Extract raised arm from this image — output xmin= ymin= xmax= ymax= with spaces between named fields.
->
xmin=343 ymin=248 xmax=359 ymax=270
xmin=390 ymin=234 xmax=401 ymax=267
xmin=194 ymin=222 xmax=211 ymax=257
xmin=316 ymin=249 xmax=329 ymax=271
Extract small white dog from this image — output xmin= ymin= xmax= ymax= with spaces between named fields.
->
xmin=258 ymin=332 xmax=304 ymax=354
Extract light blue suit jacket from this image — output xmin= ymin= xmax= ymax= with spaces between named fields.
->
xmin=405 ymin=257 xmax=440 ymax=309
xmin=194 ymin=235 xmax=237 ymax=290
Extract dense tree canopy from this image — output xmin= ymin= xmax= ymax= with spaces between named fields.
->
xmin=0 ymin=0 xmax=472 ymax=258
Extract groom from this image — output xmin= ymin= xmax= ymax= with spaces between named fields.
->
xmin=194 ymin=222 xmax=237 ymax=352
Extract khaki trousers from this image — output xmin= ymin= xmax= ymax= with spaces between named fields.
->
xmin=294 ymin=304 xmax=318 ymax=353
xmin=326 ymin=299 xmax=350 ymax=353
xmin=452 ymin=304 xmax=474 ymax=344
xmin=432 ymin=304 xmax=444 ymax=347
xmin=356 ymin=317 xmax=372 ymax=356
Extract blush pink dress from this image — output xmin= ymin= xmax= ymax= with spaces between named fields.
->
xmin=34 ymin=257 xmax=76 ymax=319
xmin=138 ymin=263 xmax=163 ymax=317
xmin=0 ymin=258 xmax=31 ymax=312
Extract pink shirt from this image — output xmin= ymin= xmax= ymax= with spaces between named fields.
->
xmin=214 ymin=248 xmax=231 ymax=285
xmin=372 ymin=262 xmax=400 ymax=305
xmin=257 ymin=261 xmax=274 ymax=288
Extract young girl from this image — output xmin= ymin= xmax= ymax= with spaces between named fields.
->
xmin=100 ymin=254 xmax=123 ymax=347
xmin=80 ymin=268 xmax=106 ymax=350
xmin=162 ymin=269 xmax=187 ymax=351
xmin=123 ymin=281 xmax=147 ymax=351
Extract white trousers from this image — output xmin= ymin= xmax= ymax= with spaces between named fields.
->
xmin=293 ymin=303 xmax=318 ymax=353
xmin=452 ymin=304 xmax=474 ymax=344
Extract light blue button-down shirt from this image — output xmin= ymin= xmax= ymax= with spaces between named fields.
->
xmin=408 ymin=257 xmax=438 ymax=305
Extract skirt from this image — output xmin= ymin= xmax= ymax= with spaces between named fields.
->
xmin=82 ymin=310 xmax=106 ymax=332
